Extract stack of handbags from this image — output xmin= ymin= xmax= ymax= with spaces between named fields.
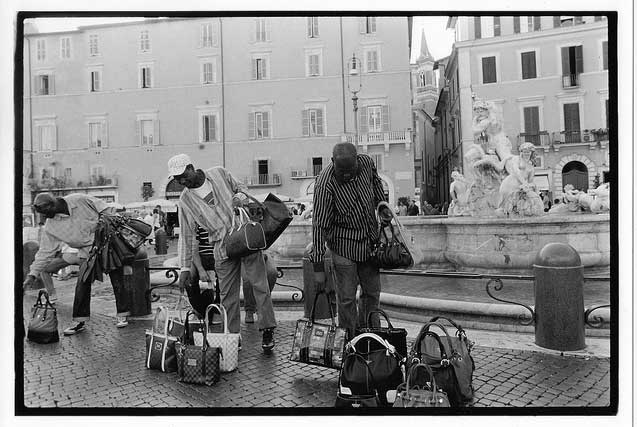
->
xmin=408 ymin=316 xmax=475 ymax=406
xmin=176 ymin=309 xmax=221 ymax=386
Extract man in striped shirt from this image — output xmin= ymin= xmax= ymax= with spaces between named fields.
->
xmin=168 ymin=154 xmax=276 ymax=353
xmin=310 ymin=142 xmax=391 ymax=338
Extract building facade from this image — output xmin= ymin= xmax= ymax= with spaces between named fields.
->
xmin=434 ymin=15 xmax=610 ymax=206
xmin=22 ymin=16 xmax=414 ymax=216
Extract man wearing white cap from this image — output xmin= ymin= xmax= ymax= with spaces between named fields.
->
xmin=167 ymin=154 xmax=277 ymax=352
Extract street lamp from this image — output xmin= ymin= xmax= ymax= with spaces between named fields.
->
xmin=347 ymin=53 xmax=362 ymax=149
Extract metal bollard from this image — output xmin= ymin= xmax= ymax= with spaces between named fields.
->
xmin=302 ymin=243 xmax=337 ymax=319
xmin=125 ymin=246 xmax=151 ymax=317
xmin=154 ymin=228 xmax=168 ymax=255
xmin=533 ymin=242 xmax=585 ymax=351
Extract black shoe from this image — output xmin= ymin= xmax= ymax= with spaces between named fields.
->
xmin=63 ymin=322 xmax=86 ymax=336
xmin=261 ymin=328 xmax=275 ymax=353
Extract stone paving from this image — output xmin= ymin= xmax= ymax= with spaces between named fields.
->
xmin=20 ymin=285 xmax=611 ymax=410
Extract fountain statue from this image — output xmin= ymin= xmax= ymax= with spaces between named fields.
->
xmin=448 ymin=170 xmax=470 ymax=216
xmin=549 ymin=182 xmax=611 ymax=214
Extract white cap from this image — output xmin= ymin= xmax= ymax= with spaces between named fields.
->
xmin=167 ymin=153 xmax=192 ymax=177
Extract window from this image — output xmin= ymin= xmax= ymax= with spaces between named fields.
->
xmin=36 ymin=39 xmax=46 ymax=61
xmin=201 ymin=113 xmax=217 ymax=142
xmin=139 ymin=30 xmax=151 ymax=52
xmin=302 ymin=108 xmax=324 ymax=136
xmin=35 ymin=122 xmax=56 ymax=152
xmin=89 ymin=34 xmax=99 ymax=56
xmin=255 ymin=18 xmax=270 ymax=42
xmin=425 ymin=70 xmax=434 ymax=86
xmin=139 ymin=63 xmax=153 ymax=88
xmin=514 ymin=16 xmax=541 ymax=33
xmin=602 ymin=41 xmax=608 ymax=70
xmin=307 ymin=17 xmax=319 ymax=38
xmin=35 ymin=74 xmax=55 ymax=95
xmin=493 ymin=17 xmax=501 ymax=36
xmin=367 ymin=106 xmax=384 ymax=132
xmin=257 ymin=159 xmax=269 ymax=184
xmin=64 ymin=168 xmax=72 ymax=178
xmin=360 ymin=17 xmax=377 ymax=34
xmin=60 ymin=37 xmax=71 ymax=59
xmin=136 ymin=112 xmax=159 ymax=146
xmin=563 ymin=103 xmax=581 ymax=143
xmin=200 ymin=23 xmax=217 ymax=47
xmin=140 ymin=120 xmax=154 ymax=145
xmin=481 ymin=56 xmax=497 ymax=84
xmin=201 ymin=59 xmax=217 ymax=84
xmin=88 ymin=122 xmax=104 ymax=148
xmin=521 ymin=51 xmax=537 ymax=79
xmin=363 ymin=47 xmax=381 ymax=73
xmin=480 ymin=17 xmax=494 ymax=38
xmin=561 ymin=45 xmax=583 ymax=87
xmin=308 ymin=54 xmax=320 ymax=76
xmin=522 ymin=106 xmax=540 ymax=144
xmin=359 ymin=105 xmax=389 ymax=134
xmin=90 ymin=165 xmax=105 ymax=184
xmin=311 ymin=157 xmax=323 ymax=176
xmin=249 ymin=111 xmax=270 ymax=139
xmin=90 ymin=69 xmax=102 ymax=92
xmin=252 ymin=56 xmax=269 ymax=80
xmin=474 ymin=17 xmax=481 ymax=39
xmin=370 ymin=153 xmax=383 ymax=170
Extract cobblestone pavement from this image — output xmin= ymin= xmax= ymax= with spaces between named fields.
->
xmin=21 ymin=288 xmax=611 ymax=410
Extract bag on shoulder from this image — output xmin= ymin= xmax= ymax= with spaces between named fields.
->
xmin=241 ymin=192 xmax=293 ymax=249
xmin=225 ymin=207 xmax=267 ymax=259
xmin=26 ymin=290 xmax=59 ymax=344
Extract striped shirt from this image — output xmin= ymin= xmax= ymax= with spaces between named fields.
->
xmin=196 ymin=226 xmax=214 ymax=257
xmin=177 ymin=167 xmax=247 ymax=270
xmin=310 ymin=154 xmax=387 ymax=264
xmin=29 ymin=194 xmax=112 ymax=276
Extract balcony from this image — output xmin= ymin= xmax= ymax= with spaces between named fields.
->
xmin=290 ymin=165 xmax=324 ymax=179
xmin=517 ymin=131 xmax=551 ymax=148
xmin=243 ymin=173 xmax=282 ymax=187
xmin=342 ymin=129 xmax=412 ymax=153
xmin=551 ymin=129 xmax=609 ymax=150
xmin=28 ymin=175 xmax=119 ymax=193
xmin=562 ymin=73 xmax=580 ymax=88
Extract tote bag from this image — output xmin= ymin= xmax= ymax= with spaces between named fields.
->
xmin=26 ymin=290 xmax=59 ymax=344
xmin=193 ymin=304 xmax=240 ymax=372
xmin=145 ymin=306 xmax=178 ymax=372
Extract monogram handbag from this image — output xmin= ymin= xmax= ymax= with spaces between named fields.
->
xmin=225 ymin=208 xmax=267 ymax=259
xmin=193 ymin=304 xmax=240 ymax=372
xmin=289 ymin=291 xmax=347 ymax=370
xmin=355 ymin=309 xmax=408 ymax=359
xmin=393 ymin=363 xmax=450 ymax=408
xmin=145 ymin=306 xmax=178 ymax=372
xmin=176 ymin=310 xmax=221 ymax=386
xmin=339 ymin=333 xmax=404 ymax=406
xmin=26 ymin=290 xmax=59 ymax=344
xmin=241 ymin=192 xmax=293 ymax=249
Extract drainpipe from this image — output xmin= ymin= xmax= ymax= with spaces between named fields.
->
xmin=219 ymin=18 xmax=226 ymax=168
xmin=339 ymin=17 xmax=346 ymax=134
xmin=26 ymin=36 xmax=34 ymax=181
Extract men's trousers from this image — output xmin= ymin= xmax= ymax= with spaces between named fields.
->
xmin=72 ymin=259 xmax=131 ymax=322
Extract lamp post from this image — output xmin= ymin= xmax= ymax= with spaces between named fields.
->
xmin=347 ymin=53 xmax=362 ymax=149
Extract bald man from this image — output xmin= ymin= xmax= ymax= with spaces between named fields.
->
xmin=23 ymin=193 xmax=129 ymax=335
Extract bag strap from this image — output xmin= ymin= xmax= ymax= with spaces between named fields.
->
xmin=365 ymin=308 xmax=394 ymax=329
xmin=204 ymin=303 xmax=229 ymax=335
xmin=230 ymin=207 xmax=251 ymax=232
xmin=35 ymin=289 xmax=55 ymax=309
xmin=412 ymin=328 xmax=449 ymax=363
xmin=238 ymin=191 xmax=266 ymax=210
xmin=348 ymin=332 xmax=396 ymax=354
xmin=309 ymin=290 xmax=336 ymax=326
xmin=420 ymin=321 xmax=453 ymax=339
xmin=429 ymin=316 xmax=467 ymax=338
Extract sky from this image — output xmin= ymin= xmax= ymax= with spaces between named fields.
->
xmin=26 ymin=16 xmax=456 ymax=64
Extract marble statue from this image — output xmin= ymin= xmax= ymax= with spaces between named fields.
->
xmin=448 ymin=170 xmax=469 ymax=216
xmin=549 ymin=182 xmax=611 ymax=214
xmin=497 ymin=142 xmax=544 ymax=216
xmin=589 ymin=182 xmax=610 ymax=212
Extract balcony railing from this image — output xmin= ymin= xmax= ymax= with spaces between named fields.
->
xmin=28 ymin=175 xmax=119 ymax=192
xmin=291 ymin=164 xmax=324 ymax=179
xmin=562 ymin=73 xmax=580 ymax=88
xmin=517 ymin=131 xmax=551 ymax=147
xmin=244 ymin=173 xmax=282 ymax=187
xmin=343 ymin=130 xmax=412 ymax=151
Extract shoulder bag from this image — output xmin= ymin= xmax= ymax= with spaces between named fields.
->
xmin=26 ymin=290 xmax=59 ymax=344
xmin=145 ymin=306 xmax=178 ymax=372
xmin=176 ymin=310 xmax=221 ymax=386
xmin=393 ymin=362 xmax=450 ymax=408
xmin=225 ymin=207 xmax=267 ymax=259
xmin=289 ymin=290 xmax=347 ymax=370
xmin=335 ymin=353 xmax=381 ymax=408
xmin=355 ymin=309 xmax=408 ymax=359
xmin=240 ymin=192 xmax=293 ymax=249
xmin=193 ymin=304 xmax=240 ymax=372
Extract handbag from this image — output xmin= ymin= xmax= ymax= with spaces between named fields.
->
xmin=335 ymin=356 xmax=381 ymax=408
xmin=166 ymin=292 xmax=188 ymax=338
xmin=176 ymin=310 xmax=222 ymax=386
xmin=145 ymin=306 xmax=178 ymax=372
xmin=193 ymin=304 xmax=240 ymax=372
xmin=115 ymin=216 xmax=152 ymax=250
xmin=339 ymin=333 xmax=404 ymax=406
xmin=355 ymin=309 xmax=408 ymax=359
xmin=393 ymin=362 xmax=450 ymax=407
xmin=289 ymin=291 xmax=347 ymax=370
xmin=26 ymin=290 xmax=59 ymax=344
xmin=225 ymin=207 xmax=267 ymax=259
xmin=372 ymin=223 xmax=413 ymax=269
xmin=409 ymin=319 xmax=475 ymax=406
xmin=241 ymin=192 xmax=293 ymax=249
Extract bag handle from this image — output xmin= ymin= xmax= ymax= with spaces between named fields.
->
xmin=35 ymin=289 xmax=55 ymax=309
xmin=412 ymin=329 xmax=449 ymax=363
xmin=348 ymin=332 xmax=396 ymax=354
xmin=365 ymin=308 xmax=394 ymax=329
xmin=204 ymin=303 xmax=229 ymax=335
xmin=184 ymin=309 xmax=209 ymax=350
xmin=230 ymin=207 xmax=251 ymax=232
xmin=237 ymin=191 xmax=267 ymax=210
xmin=153 ymin=306 xmax=170 ymax=336
xmin=420 ymin=321 xmax=453 ymax=339
xmin=309 ymin=290 xmax=336 ymax=326
xmin=406 ymin=362 xmax=438 ymax=394
xmin=429 ymin=316 xmax=467 ymax=338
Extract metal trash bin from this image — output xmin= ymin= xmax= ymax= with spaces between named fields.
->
xmin=302 ymin=243 xmax=337 ymax=320
xmin=125 ymin=247 xmax=151 ymax=317
xmin=154 ymin=228 xmax=168 ymax=255
xmin=533 ymin=242 xmax=585 ymax=351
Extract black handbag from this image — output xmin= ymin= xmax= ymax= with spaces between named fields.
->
xmin=26 ymin=290 xmax=59 ymax=344
xmin=372 ymin=223 xmax=413 ymax=269
xmin=241 ymin=192 xmax=293 ymax=249
xmin=225 ymin=207 xmax=267 ymax=259
xmin=409 ymin=320 xmax=475 ymax=406
xmin=355 ymin=309 xmax=408 ymax=359
xmin=175 ymin=310 xmax=221 ymax=386
xmin=339 ymin=332 xmax=404 ymax=406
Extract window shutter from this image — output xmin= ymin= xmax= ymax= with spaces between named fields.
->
xmin=533 ymin=17 xmax=541 ymax=31
xmin=307 ymin=17 xmax=313 ymax=37
xmin=575 ymin=45 xmax=583 ymax=74
xmin=248 ymin=113 xmax=255 ymax=139
xmin=370 ymin=17 xmax=376 ymax=33
xmin=381 ymin=105 xmax=389 ymax=132
xmin=474 ymin=17 xmax=481 ymax=39
xmin=266 ymin=19 xmax=271 ymax=42
xmin=359 ymin=106 xmax=368 ymax=133
xmin=135 ymin=120 xmax=141 ymax=146
xmin=521 ymin=52 xmax=536 ymax=79
xmin=314 ymin=18 xmax=319 ymax=37
xmin=302 ymin=110 xmax=309 ymax=136
xmin=34 ymin=126 xmax=41 ymax=152
xmin=553 ymin=16 xmax=561 ymax=28
xmin=262 ymin=112 xmax=270 ymax=137
xmin=198 ymin=25 xmax=203 ymax=48
xmin=49 ymin=75 xmax=55 ymax=95
xmin=482 ymin=57 xmax=496 ymax=83
xmin=513 ymin=16 xmax=520 ymax=33
xmin=359 ymin=17 xmax=366 ymax=33
xmin=211 ymin=115 xmax=217 ymax=141
xmin=138 ymin=68 xmax=143 ymax=88
xmin=602 ymin=41 xmax=608 ymax=70
xmin=563 ymin=103 xmax=580 ymax=132
xmin=263 ymin=58 xmax=269 ymax=79
xmin=153 ymin=120 xmax=160 ymax=145
xmin=253 ymin=159 xmax=259 ymax=176
xmin=494 ymin=17 xmax=501 ymax=36
xmin=212 ymin=22 xmax=218 ymax=46
xmin=316 ymin=108 xmax=324 ymax=135
xmin=94 ymin=72 xmax=100 ymax=91
xmin=251 ymin=59 xmax=257 ymax=80
xmin=212 ymin=59 xmax=218 ymax=82
xmin=561 ymin=47 xmax=570 ymax=76
xmin=147 ymin=68 xmax=152 ymax=87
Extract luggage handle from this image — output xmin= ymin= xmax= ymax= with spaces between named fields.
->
xmin=365 ymin=308 xmax=395 ymax=329
xmin=348 ymin=332 xmax=396 ymax=355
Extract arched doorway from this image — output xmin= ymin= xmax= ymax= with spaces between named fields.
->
xmin=562 ymin=161 xmax=588 ymax=192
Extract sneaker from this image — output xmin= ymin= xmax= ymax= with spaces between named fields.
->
xmin=261 ymin=328 xmax=275 ymax=353
xmin=63 ymin=322 xmax=86 ymax=336
xmin=116 ymin=317 xmax=129 ymax=328
xmin=245 ymin=312 xmax=255 ymax=324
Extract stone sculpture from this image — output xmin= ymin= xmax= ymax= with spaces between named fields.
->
xmin=549 ymin=182 xmax=610 ymax=214
xmin=448 ymin=170 xmax=469 ymax=216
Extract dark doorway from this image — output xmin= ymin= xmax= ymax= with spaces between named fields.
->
xmin=562 ymin=161 xmax=588 ymax=192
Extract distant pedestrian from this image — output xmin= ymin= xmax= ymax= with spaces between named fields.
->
xmin=155 ymin=205 xmax=167 ymax=229
xmin=407 ymin=199 xmax=419 ymax=216
xmin=398 ymin=202 xmax=407 ymax=216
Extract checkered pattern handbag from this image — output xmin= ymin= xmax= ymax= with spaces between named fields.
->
xmin=175 ymin=311 xmax=221 ymax=386
xmin=193 ymin=304 xmax=240 ymax=372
